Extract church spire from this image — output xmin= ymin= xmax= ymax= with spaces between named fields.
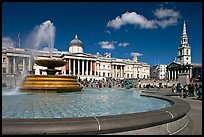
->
xmin=177 ymin=20 xmax=191 ymax=65
xmin=180 ymin=20 xmax=188 ymax=46
xmin=75 ymin=34 xmax=78 ymax=39
xmin=183 ymin=20 xmax=187 ymax=35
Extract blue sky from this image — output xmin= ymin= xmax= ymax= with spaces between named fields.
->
xmin=2 ymin=2 xmax=202 ymax=66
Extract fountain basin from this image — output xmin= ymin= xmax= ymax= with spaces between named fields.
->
xmin=35 ymin=59 xmax=66 ymax=68
xmin=2 ymin=89 xmax=192 ymax=135
xmin=20 ymin=75 xmax=83 ymax=93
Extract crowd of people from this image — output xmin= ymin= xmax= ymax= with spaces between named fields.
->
xmin=171 ymin=82 xmax=202 ymax=100
xmin=78 ymin=77 xmax=202 ymax=100
xmin=79 ymin=78 xmax=123 ymax=89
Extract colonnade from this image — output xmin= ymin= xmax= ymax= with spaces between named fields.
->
xmin=6 ymin=56 xmax=32 ymax=74
xmin=111 ymin=65 xmax=124 ymax=78
xmin=66 ymin=59 xmax=96 ymax=76
xmin=167 ymin=67 xmax=192 ymax=80
xmin=65 ymin=59 xmax=127 ymax=78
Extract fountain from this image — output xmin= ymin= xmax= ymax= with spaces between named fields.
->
xmin=19 ymin=20 xmax=82 ymax=93
xmin=20 ymin=59 xmax=83 ymax=93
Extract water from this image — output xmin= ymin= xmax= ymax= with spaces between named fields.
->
xmin=2 ymin=88 xmax=172 ymax=119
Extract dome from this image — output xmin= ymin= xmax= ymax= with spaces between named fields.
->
xmin=69 ymin=35 xmax=83 ymax=48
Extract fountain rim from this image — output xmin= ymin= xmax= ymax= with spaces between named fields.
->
xmin=34 ymin=59 xmax=66 ymax=68
xmin=2 ymin=92 xmax=191 ymax=135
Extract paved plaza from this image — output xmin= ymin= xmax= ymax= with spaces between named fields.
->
xmin=149 ymin=88 xmax=202 ymax=135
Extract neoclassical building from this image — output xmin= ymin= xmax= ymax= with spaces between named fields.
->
xmin=167 ymin=21 xmax=202 ymax=83
xmin=2 ymin=35 xmax=150 ymax=80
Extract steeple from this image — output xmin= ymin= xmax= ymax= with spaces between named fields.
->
xmin=180 ymin=20 xmax=188 ymax=46
xmin=75 ymin=34 xmax=78 ymax=39
xmin=177 ymin=20 xmax=191 ymax=65
xmin=183 ymin=20 xmax=187 ymax=35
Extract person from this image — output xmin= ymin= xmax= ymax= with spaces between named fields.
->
xmin=188 ymin=83 xmax=194 ymax=97
xmin=197 ymin=84 xmax=202 ymax=100
xmin=176 ymin=83 xmax=182 ymax=93
xmin=171 ymin=84 xmax=176 ymax=92
xmin=183 ymin=84 xmax=188 ymax=98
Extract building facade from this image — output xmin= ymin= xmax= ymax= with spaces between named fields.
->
xmin=156 ymin=65 xmax=167 ymax=80
xmin=2 ymin=35 xmax=150 ymax=80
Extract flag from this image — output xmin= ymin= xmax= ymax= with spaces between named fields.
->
xmin=17 ymin=33 xmax=20 ymax=40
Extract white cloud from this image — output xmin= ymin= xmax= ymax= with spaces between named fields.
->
xmin=154 ymin=8 xmax=180 ymax=28
xmin=2 ymin=37 xmax=16 ymax=48
xmin=107 ymin=12 xmax=157 ymax=29
xmin=107 ymin=8 xmax=180 ymax=29
xmin=98 ymin=41 xmax=115 ymax=50
xmin=130 ymin=52 xmax=143 ymax=56
xmin=118 ymin=42 xmax=129 ymax=47
xmin=154 ymin=8 xmax=179 ymax=19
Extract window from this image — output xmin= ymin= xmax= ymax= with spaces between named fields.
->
xmin=103 ymin=72 xmax=105 ymax=77
xmin=3 ymin=57 xmax=6 ymax=63
xmin=3 ymin=68 xmax=6 ymax=73
xmin=179 ymin=50 xmax=182 ymax=55
xmin=186 ymin=50 xmax=188 ymax=55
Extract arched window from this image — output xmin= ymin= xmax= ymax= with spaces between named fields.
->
xmin=186 ymin=49 xmax=188 ymax=55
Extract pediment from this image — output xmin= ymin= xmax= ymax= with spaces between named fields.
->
xmin=167 ymin=62 xmax=181 ymax=69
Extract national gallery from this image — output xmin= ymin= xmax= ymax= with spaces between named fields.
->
xmin=2 ymin=35 xmax=150 ymax=80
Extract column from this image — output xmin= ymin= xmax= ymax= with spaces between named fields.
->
xmin=171 ymin=70 xmax=174 ymax=80
xmin=90 ymin=61 xmax=92 ymax=76
xmin=78 ymin=59 xmax=80 ymax=75
xmin=116 ymin=65 xmax=117 ymax=78
xmin=73 ymin=59 xmax=75 ymax=75
xmin=111 ymin=65 xmax=114 ymax=77
xmin=66 ymin=59 xmax=69 ymax=74
xmin=28 ymin=58 xmax=31 ymax=72
xmin=98 ymin=63 xmax=100 ymax=76
xmin=69 ymin=59 xmax=71 ymax=75
xmin=13 ymin=56 xmax=16 ymax=74
xmin=123 ymin=66 xmax=125 ymax=78
xmin=174 ymin=70 xmax=177 ymax=80
xmin=86 ymin=60 xmax=88 ymax=76
xmin=23 ymin=57 xmax=26 ymax=74
xmin=168 ymin=70 xmax=170 ymax=80
xmin=120 ymin=66 xmax=122 ymax=78
xmin=94 ymin=62 xmax=96 ymax=76
xmin=82 ymin=60 xmax=84 ymax=75
xmin=7 ymin=56 xmax=10 ymax=74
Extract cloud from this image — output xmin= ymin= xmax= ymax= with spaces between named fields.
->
xmin=118 ymin=42 xmax=129 ymax=47
xmin=130 ymin=52 xmax=143 ymax=56
xmin=154 ymin=8 xmax=180 ymax=28
xmin=107 ymin=12 xmax=157 ymax=29
xmin=98 ymin=41 xmax=116 ymax=50
xmin=107 ymin=8 xmax=180 ymax=29
xmin=154 ymin=8 xmax=179 ymax=19
xmin=2 ymin=37 xmax=16 ymax=48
